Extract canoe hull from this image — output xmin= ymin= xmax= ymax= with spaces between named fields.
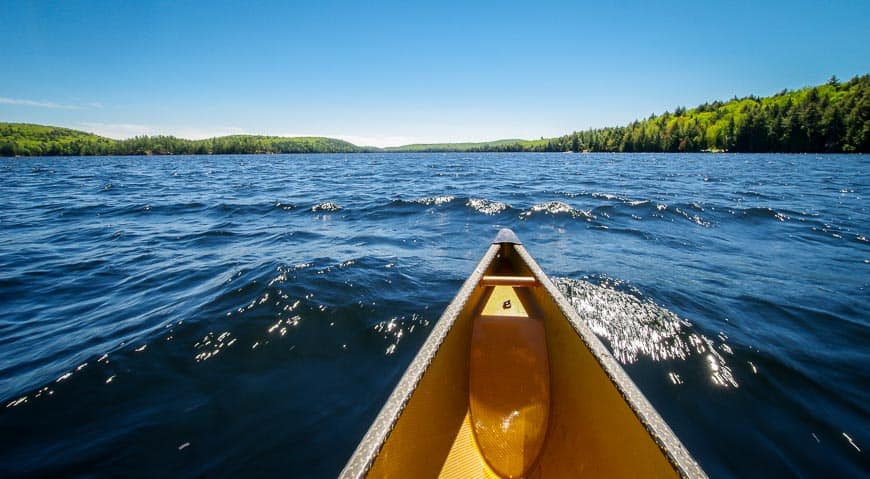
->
xmin=341 ymin=231 xmax=707 ymax=479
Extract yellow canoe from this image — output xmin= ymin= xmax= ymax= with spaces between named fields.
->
xmin=341 ymin=229 xmax=707 ymax=479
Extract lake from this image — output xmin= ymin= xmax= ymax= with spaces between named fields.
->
xmin=0 ymin=153 xmax=867 ymax=477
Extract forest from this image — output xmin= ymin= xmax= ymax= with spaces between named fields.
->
xmin=400 ymin=74 xmax=866 ymax=153
xmin=540 ymin=74 xmax=868 ymax=154
xmin=1 ymin=75 xmax=867 ymax=156
xmin=0 ymin=125 xmax=369 ymax=156
xmin=391 ymin=75 xmax=870 ymax=153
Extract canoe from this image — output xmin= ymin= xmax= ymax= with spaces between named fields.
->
xmin=340 ymin=229 xmax=707 ymax=479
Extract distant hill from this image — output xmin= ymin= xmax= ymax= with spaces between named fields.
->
xmin=386 ymin=138 xmax=547 ymax=152
xmin=1 ymin=75 xmax=866 ymax=156
xmin=0 ymin=123 xmax=117 ymax=156
xmin=0 ymin=124 xmax=371 ymax=156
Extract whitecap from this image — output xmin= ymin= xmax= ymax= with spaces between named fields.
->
xmin=520 ymin=201 xmax=593 ymax=220
xmin=466 ymin=198 xmax=508 ymax=215
xmin=414 ymin=196 xmax=455 ymax=206
xmin=311 ymin=202 xmax=341 ymax=212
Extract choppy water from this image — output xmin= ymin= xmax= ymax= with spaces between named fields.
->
xmin=0 ymin=153 xmax=867 ymax=478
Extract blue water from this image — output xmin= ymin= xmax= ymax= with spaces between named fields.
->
xmin=0 ymin=153 xmax=867 ymax=478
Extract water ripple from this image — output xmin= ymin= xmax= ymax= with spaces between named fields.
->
xmin=0 ymin=153 xmax=866 ymax=478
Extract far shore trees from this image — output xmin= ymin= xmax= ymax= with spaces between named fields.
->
xmin=1 ymin=75 xmax=867 ymax=156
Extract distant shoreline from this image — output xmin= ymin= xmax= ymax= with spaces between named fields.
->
xmin=2 ymin=75 xmax=867 ymax=156
xmin=4 ymin=151 xmax=866 ymax=159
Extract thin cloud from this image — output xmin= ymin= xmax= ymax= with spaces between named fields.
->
xmin=0 ymin=97 xmax=102 ymax=110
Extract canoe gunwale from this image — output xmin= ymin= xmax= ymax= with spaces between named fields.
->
xmin=512 ymin=244 xmax=708 ymax=479
xmin=339 ymin=243 xmax=501 ymax=479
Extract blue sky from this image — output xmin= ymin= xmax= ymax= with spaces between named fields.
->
xmin=1 ymin=1 xmax=867 ymax=147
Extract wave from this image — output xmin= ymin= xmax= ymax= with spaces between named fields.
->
xmin=52 ymin=201 xmax=305 ymax=220
xmin=520 ymin=201 xmax=593 ymax=220
xmin=465 ymin=198 xmax=509 ymax=215
xmin=42 ymin=193 xmax=818 ymax=237
xmin=395 ymin=196 xmax=610 ymax=221
xmin=250 ymin=193 xmax=818 ymax=229
xmin=411 ymin=195 xmax=456 ymax=206
xmin=729 ymin=206 xmax=798 ymax=222
xmin=671 ymin=206 xmax=713 ymax=227
xmin=310 ymin=201 xmax=342 ymax=212
xmin=360 ymin=196 xmax=514 ymax=218
xmin=543 ymin=193 xmax=765 ymax=229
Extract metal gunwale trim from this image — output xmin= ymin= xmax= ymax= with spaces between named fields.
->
xmin=513 ymin=244 xmax=709 ymax=479
xmin=338 ymin=243 xmax=501 ymax=479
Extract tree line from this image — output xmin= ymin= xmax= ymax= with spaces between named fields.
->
xmin=1 ymin=75 xmax=867 ymax=156
xmin=396 ymin=75 xmax=867 ymax=154
xmin=0 ymin=126 xmax=369 ymax=156
xmin=541 ymin=74 xmax=868 ymax=153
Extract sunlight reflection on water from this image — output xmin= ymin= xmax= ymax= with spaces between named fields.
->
xmin=555 ymin=277 xmax=738 ymax=388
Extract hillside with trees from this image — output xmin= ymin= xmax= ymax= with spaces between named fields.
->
xmin=0 ymin=124 xmax=117 ymax=156
xmin=545 ymin=74 xmax=868 ymax=153
xmin=0 ymin=124 xmax=369 ymax=156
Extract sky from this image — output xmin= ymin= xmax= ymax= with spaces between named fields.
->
xmin=1 ymin=1 xmax=868 ymax=147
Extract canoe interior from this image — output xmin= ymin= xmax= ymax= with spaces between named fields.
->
xmin=354 ymin=241 xmax=697 ymax=478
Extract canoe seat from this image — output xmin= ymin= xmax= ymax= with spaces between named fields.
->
xmin=480 ymin=275 xmax=539 ymax=287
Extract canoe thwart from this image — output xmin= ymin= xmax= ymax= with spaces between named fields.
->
xmin=480 ymin=275 xmax=539 ymax=287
